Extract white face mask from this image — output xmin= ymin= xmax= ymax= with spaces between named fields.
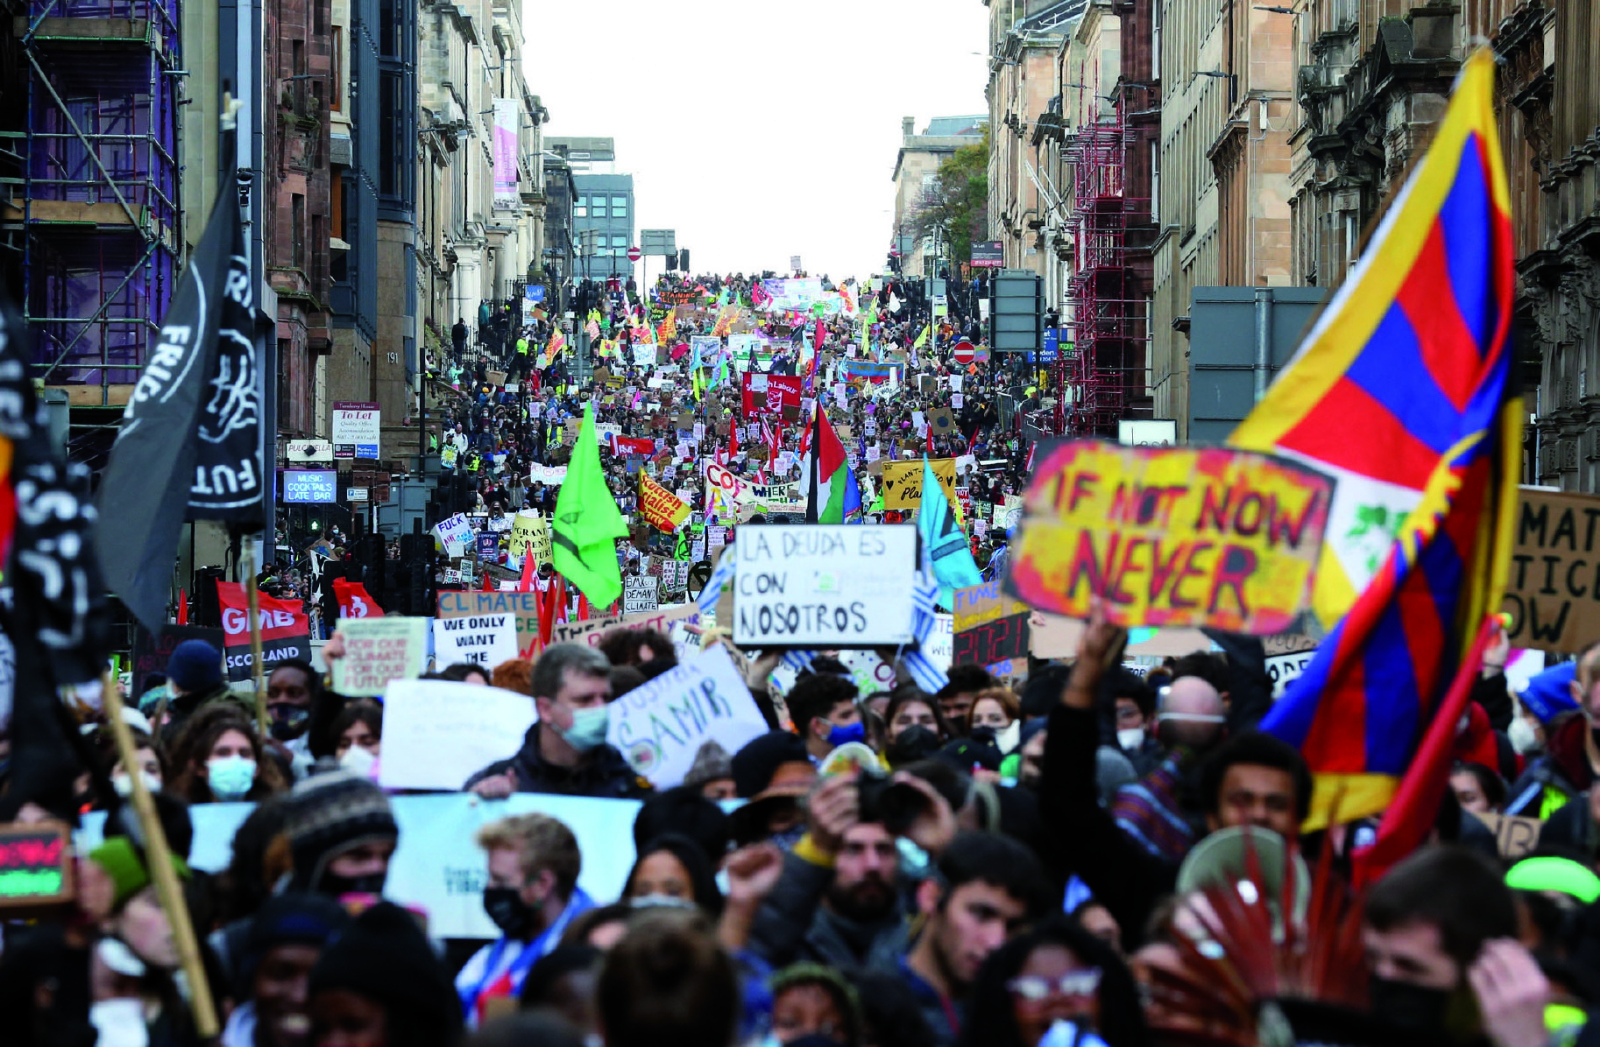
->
xmin=340 ymin=744 xmax=378 ymax=779
xmin=111 ymin=771 xmax=163 ymax=798
xmin=1508 ymin=716 xmax=1541 ymax=755
xmin=1117 ymin=727 xmax=1146 ymax=751
xmin=90 ymin=999 xmax=149 ymax=1047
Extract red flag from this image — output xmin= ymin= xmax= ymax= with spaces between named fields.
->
xmin=1349 ymin=615 xmax=1500 ymax=890
xmin=579 ymin=594 xmax=591 ymax=621
xmin=480 ymin=571 xmax=494 ymax=592
xmin=176 ymin=589 xmax=188 ymax=625
xmin=333 ymin=578 xmax=385 ymax=619
xmin=538 ymin=575 xmax=558 ymax=644
xmin=813 ymin=321 xmax=825 ymax=351
xmin=518 ymin=548 xmax=536 ymax=592
xmin=926 ymin=424 xmax=934 ymax=456
xmin=728 ymin=423 xmax=739 ymax=460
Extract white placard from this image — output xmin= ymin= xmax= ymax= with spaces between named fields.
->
xmin=732 ymin=525 xmax=918 ymax=646
xmin=529 ymin=463 xmax=567 ymax=486
xmin=379 ymin=680 xmax=536 ymax=791
xmin=623 ymin=575 xmax=660 ymax=614
xmin=433 ymin=613 xmax=519 ymax=669
xmin=951 ymin=393 xmax=965 ymax=409
xmin=949 ymin=375 xmax=964 ymax=392
xmin=924 ymin=613 xmax=954 ymax=671
xmin=607 ymin=646 xmax=767 ymax=787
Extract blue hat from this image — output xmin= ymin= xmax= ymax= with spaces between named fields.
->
xmin=166 ymin=638 xmax=223 ymax=693
xmin=1519 ymin=662 xmax=1578 ymax=725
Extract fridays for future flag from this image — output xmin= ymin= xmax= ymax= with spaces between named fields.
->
xmin=552 ymin=403 xmax=629 ymax=608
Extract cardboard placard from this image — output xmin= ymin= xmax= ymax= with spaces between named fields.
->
xmin=332 ymin=617 xmax=430 ymax=696
xmin=437 ymin=591 xmax=545 ymax=659
xmin=1475 ymin=812 xmax=1544 ymax=859
xmin=606 ymin=646 xmax=767 ymax=787
xmin=623 ymin=575 xmax=660 ymax=615
xmin=1008 ymin=440 xmax=1335 ymax=635
xmin=550 ymin=603 xmax=701 ymax=649
xmin=880 ymin=458 xmax=958 ymax=510
xmin=732 ymin=525 xmax=918 ymax=646
xmin=1501 ymin=486 xmax=1600 ymax=653
xmin=433 ymin=613 xmax=519 ymax=668
xmin=377 ymin=681 xmax=536 ymax=791
xmin=951 ymin=582 xmax=1033 ymax=667
xmin=0 ymin=821 xmax=74 ymax=909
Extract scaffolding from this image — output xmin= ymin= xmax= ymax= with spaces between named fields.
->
xmin=1060 ymin=88 xmax=1149 ymax=437
xmin=8 ymin=0 xmax=181 ymax=404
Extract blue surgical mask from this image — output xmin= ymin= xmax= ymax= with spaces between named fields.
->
xmin=559 ymin=705 xmax=611 ymax=752
xmin=207 ymin=755 xmax=256 ymax=801
xmin=824 ymin=719 xmax=866 ymax=747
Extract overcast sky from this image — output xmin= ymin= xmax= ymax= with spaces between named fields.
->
xmin=525 ymin=0 xmax=991 ymax=281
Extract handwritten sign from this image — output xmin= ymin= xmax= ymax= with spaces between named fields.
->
xmin=377 ymin=681 xmax=536 ymax=791
xmin=529 ymin=463 xmax=567 ymax=486
xmin=951 ymin=582 xmax=1033 ymax=666
xmin=1476 ymin=812 xmax=1544 ymax=860
xmin=623 ymin=575 xmax=660 ymax=615
xmin=438 ymin=591 xmax=544 ymax=659
xmin=507 ymin=510 xmax=553 ymax=567
xmin=880 ymin=458 xmax=958 ymax=510
xmin=607 ymin=646 xmax=766 ymax=787
xmin=332 ymin=617 xmax=429 ymax=696
xmin=550 ymin=603 xmax=700 ymax=649
xmin=1007 ymin=441 xmax=1335 ymax=634
xmin=435 ymin=513 xmax=473 ymax=557
xmin=1501 ymin=486 xmax=1600 ymax=653
xmin=733 ymin=525 xmax=918 ymax=646
xmin=433 ymin=613 xmax=519 ymax=668
xmin=0 ymin=822 xmax=74 ymax=908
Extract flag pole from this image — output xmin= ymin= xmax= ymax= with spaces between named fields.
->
xmin=242 ymin=539 xmax=268 ymax=735
xmin=102 ymin=670 xmax=219 ymax=1036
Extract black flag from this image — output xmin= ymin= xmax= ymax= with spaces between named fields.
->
xmin=97 ymin=185 xmax=247 ymax=632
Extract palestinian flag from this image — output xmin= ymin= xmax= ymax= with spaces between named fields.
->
xmin=802 ymin=403 xmax=861 ymax=524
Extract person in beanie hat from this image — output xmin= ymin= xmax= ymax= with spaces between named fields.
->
xmin=681 ymin=739 xmax=736 ymax=800
xmin=308 ymin=902 xmax=462 ymax=1047
xmin=222 ymin=894 xmax=351 ymax=1047
xmin=283 ymin=770 xmax=398 ymax=896
xmin=161 ymin=637 xmax=252 ymax=739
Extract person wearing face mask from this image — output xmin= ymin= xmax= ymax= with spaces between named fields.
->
xmin=329 ymin=701 xmax=383 ymax=781
xmin=788 ymin=674 xmax=865 ymax=766
xmin=1502 ymin=662 xmax=1579 ymax=813
xmin=464 ymin=643 xmax=649 ymax=799
xmin=264 ymin=661 xmax=321 ymax=778
xmin=222 ymin=894 xmax=351 ymax=1047
xmin=169 ymin=709 xmax=287 ymax=804
xmin=283 ymin=769 xmax=400 ymax=897
xmin=458 ymin=813 xmax=594 ymax=1027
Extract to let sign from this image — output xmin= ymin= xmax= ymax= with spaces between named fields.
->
xmin=1006 ymin=440 xmax=1336 ymax=634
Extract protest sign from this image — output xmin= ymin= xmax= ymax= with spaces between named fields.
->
xmin=435 ymin=513 xmax=473 ymax=556
xmin=928 ymin=407 xmax=958 ymax=438
xmin=607 ymin=646 xmax=767 ymax=786
xmin=437 ymin=591 xmax=544 ymax=659
xmin=529 ymin=463 xmax=567 ymax=486
xmin=1475 ymin=812 xmax=1543 ymax=860
xmin=216 ymin=582 xmax=312 ymax=681
xmin=623 ymin=575 xmax=660 ymax=615
xmin=640 ymin=473 xmax=691 ymax=532
xmin=880 ymin=458 xmax=958 ymax=510
xmin=1028 ymin=614 xmax=1215 ymax=659
xmin=433 ymin=613 xmax=519 ymax=668
xmin=924 ymin=613 xmax=954 ymax=671
xmin=1266 ymin=648 xmax=1317 ymax=699
xmin=476 ymin=533 xmax=500 ymax=561
xmin=550 ymin=603 xmax=701 ymax=649
xmin=332 ymin=617 xmax=429 ymax=696
xmin=1007 ymin=441 xmax=1336 ymax=635
xmin=733 ymin=525 xmax=918 ymax=646
xmin=951 ymin=582 xmax=1033 ymax=667
xmin=132 ymin=624 xmax=225 ymax=696
xmin=378 ymin=680 xmax=536 ymax=791
xmin=507 ymin=510 xmax=553 ymax=566
xmin=741 ymin=372 xmax=803 ymax=418
xmin=658 ymin=560 xmax=691 ymax=595
xmin=0 ymin=822 xmax=74 ymax=910
xmin=1500 ymin=486 xmax=1600 ymax=653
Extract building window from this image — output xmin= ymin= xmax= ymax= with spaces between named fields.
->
xmin=611 ymin=235 xmax=626 ymax=251
xmin=278 ymin=339 xmax=292 ymax=424
xmin=611 ymin=195 xmax=627 ymax=217
xmin=379 ymin=71 xmax=401 ymax=197
xmin=575 ymin=196 xmax=587 ymax=217
xmin=591 ymin=197 xmax=607 ymax=219
xmin=292 ymin=193 xmax=306 ymax=271
xmin=330 ymin=27 xmax=342 ymax=110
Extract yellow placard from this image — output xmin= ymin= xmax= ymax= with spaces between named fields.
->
xmin=880 ymin=458 xmax=958 ymax=510
xmin=1007 ymin=440 xmax=1335 ymax=635
xmin=507 ymin=510 xmax=552 ymax=566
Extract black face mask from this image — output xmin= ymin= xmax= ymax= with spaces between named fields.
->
xmin=1368 ymin=976 xmax=1453 ymax=1032
xmin=268 ymin=704 xmax=310 ymax=741
xmin=318 ymin=871 xmax=387 ymax=898
xmin=482 ymin=886 xmax=535 ymax=938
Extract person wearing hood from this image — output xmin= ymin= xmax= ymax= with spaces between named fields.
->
xmin=1505 ymin=659 xmax=1586 ymax=818
xmin=458 ymin=813 xmax=594 ymax=1027
xmin=463 ymin=643 xmax=649 ymax=800
xmin=221 ymin=894 xmax=351 ymax=1047
xmin=623 ymin=833 xmax=725 ymax=917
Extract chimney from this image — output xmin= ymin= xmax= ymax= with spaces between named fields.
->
xmin=902 ymin=116 xmax=915 ymax=138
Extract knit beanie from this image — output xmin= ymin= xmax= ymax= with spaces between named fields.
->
xmin=681 ymin=740 xmax=734 ymax=792
xmin=89 ymin=836 xmax=190 ymax=911
xmin=284 ymin=770 xmax=398 ymax=892
xmin=308 ymin=902 xmax=461 ymax=1042
xmin=1519 ymin=661 xmax=1578 ymax=725
xmin=166 ymin=639 xmax=223 ymax=694
xmin=237 ymin=892 xmax=351 ymax=997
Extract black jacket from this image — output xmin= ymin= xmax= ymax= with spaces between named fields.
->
xmin=463 ymin=722 xmax=650 ymax=799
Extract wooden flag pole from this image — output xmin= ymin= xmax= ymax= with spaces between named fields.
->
xmin=243 ymin=540 xmax=268 ymax=735
xmin=101 ymin=672 xmax=219 ymax=1036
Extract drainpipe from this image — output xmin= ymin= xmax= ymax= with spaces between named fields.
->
xmin=1253 ymin=286 xmax=1272 ymax=401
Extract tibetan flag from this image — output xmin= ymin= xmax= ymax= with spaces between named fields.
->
xmin=917 ymin=456 xmax=982 ymax=605
xmin=551 ymin=403 xmax=629 ymax=608
xmin=639 ymin=472 xmax=691 ymax=532
xmin=1236 ymin=49 xmax=1521 ymax=829
xmin=802 ymin=403 xmax=861 ymax=524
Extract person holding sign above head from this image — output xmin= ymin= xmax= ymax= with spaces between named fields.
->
xmin=463 ymin=643 xmax=650 ymax=800
xmin=457 ymin=813 xmax=594 ymax=1027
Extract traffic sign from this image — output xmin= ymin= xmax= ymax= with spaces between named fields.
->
xmin=627 ymin=246 xmax=642 ymax=262
xmin=952 ymin=341 xmax=976 ymax=365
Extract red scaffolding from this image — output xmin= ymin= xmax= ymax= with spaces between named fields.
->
xmin=1061 ymin=92 xmax=1149 ymax=437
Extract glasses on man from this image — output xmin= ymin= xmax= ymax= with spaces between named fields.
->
xmin=1006 ymin=969 xmax=1102 ymax=1001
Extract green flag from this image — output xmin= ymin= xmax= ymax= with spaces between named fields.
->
xmin=552 ymin=402 xmax=629 ymax=608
